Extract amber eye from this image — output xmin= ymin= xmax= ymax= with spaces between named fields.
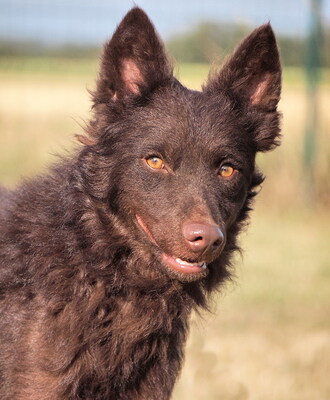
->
xmin=145 ymin=156 xmax=164 ymax=170
xmin=219 ymin=164 xmax=235 ymax=178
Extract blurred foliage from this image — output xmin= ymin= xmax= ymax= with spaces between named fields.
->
xmin=166 ymin=21 xmax=329 ymax=67
xmin=0 ymin=40 xmax=100 ymax=59
xmin=167 ymin=22 xmax=251 ymax=63
xmin=1 ymin=21 xmax=329 ymax=68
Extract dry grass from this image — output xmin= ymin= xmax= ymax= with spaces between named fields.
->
xmin=173 ymin=206 xmax=330 ymax=400
xmin=0 ymin=59 xmax=329 ymax=399
xmin=0 ymin=72 xmax=91 ymax=185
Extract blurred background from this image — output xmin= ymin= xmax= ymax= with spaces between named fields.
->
xmin=0 ymin=0 xmax=329 ymax=399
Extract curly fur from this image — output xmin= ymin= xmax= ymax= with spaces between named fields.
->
xmin=0 ymin=8 xmax=281 ymax=400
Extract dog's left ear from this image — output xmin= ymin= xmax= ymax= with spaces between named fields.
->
xmin=95 ymin=7 xmax=173 ymax=103
xmin=206 ymin=24 xmax=281 ymax=151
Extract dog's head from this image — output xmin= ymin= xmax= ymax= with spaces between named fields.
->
xmin=79 ymin=8 xmax=281 ymax=290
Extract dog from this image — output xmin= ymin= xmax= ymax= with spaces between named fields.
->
xmin=0 ymin=7 xmax=281 ymax=400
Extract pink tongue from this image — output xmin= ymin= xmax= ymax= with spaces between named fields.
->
xmin=162 ymin=254 xmax=206 ymax=274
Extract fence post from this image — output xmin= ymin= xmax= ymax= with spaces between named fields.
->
xmin=304 ymin=0 xmax=322 ymax=203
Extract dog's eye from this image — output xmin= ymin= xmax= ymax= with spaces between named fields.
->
xmin=145 ymin=156 xmax=164 ymax=170
xmin=219 ymin=164 xmax=235 ymax=178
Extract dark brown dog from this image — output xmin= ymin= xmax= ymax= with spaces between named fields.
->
xmin=0 ymin=7 xmax=281 ymax=400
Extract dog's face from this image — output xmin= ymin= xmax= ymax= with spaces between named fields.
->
xmin=81 ymin=8 xmax=281 ymax=286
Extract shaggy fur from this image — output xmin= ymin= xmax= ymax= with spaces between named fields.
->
xmin=0 ymin=8 xmax=281 ymax=400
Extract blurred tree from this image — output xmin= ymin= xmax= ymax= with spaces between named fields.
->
xmin=166 ymin=22 xmax=251 ymax=63
xmin=0 ymin=21 xmax=328 ymax=69
xmin=166 ymin=21 xmax=320 ymax=67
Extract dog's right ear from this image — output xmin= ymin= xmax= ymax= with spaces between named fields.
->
xmin=94 ymin=7 xmax=173 ymax=104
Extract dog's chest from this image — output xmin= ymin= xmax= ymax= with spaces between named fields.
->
xmin=49 ymin=288 xmax=190 ymax=398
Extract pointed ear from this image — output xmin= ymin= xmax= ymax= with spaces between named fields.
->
xmin=206 ymin=24 xmax=282 ymax=151
xmin=95 ymin=7 xmax=173 ymax=103
xmin=207 ymin=23 xmax=281 ymax=110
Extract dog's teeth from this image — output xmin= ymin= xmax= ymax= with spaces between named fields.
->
xmin=175 ymin=258 xmax=206 ymax=268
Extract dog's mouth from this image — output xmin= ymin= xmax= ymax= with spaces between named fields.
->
xmin=161 ymin=253 xmax=207 ymax=274
xmin=136 ymin=215 xmax=208 ymax=276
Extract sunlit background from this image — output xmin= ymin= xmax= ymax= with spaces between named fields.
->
xmin=0 ymin=1 xmax=329 ymax=399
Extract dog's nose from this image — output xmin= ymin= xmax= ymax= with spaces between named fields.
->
xmin=182 ymin=222 xmax=224 ymax=254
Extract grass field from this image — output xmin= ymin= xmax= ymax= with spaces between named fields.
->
xmin=0 ymin=57 xmax=329 ymax=399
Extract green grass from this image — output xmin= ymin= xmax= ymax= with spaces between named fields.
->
xmin=2 ymin=57 xmax=329 ymax=86
xmin=0 ymin=56 xmax=99 ymax=77
xmin=0 ymin=58 xmax=329 ymax=399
